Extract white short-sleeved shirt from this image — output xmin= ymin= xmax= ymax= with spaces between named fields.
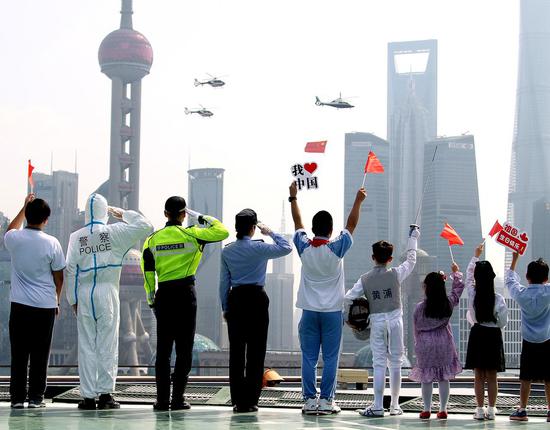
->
xmin=294 ymin=229 xmax=353 ymax=312
xmin=4 ymin=228 xmax=66 ymax=309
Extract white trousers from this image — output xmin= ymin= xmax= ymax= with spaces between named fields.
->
xmin=77 ymin=282 xmax=120 ymax=399
xmin=369 ymin=313 xmax=404 ymax=409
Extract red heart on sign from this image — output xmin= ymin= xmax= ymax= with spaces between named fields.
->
xmin=304 ymin=163 xmax=317 ymax=174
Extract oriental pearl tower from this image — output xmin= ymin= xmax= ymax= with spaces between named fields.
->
xmin=97 ymin=0 xmax=154 ymax=376
xmin=98 ymin=0 xmax=153 ymax=210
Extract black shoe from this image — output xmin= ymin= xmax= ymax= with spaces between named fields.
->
xmin=233 ymin=405 xmax=258 ymax=413
xmin=171 ymin=401 xmax=191 ymax=410
xmin=97 ymin=394 xmax=120 ymax=410
xmin=78 ymin=398 xmax=97 ymax=410
xmin=10 ymin=402 xmax=24 ymax=409
xmin=153 ymin=401 xmax=170 ymax=411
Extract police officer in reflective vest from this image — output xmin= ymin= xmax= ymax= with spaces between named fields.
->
xmin=141 ymin=196 xmax=229 ymax=410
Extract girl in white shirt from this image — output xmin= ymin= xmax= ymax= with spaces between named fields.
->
xmin=464 ymin=242 xmax=508 ymax=421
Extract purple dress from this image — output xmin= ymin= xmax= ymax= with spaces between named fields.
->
xmin=409 ymin=273 xmax=465 ymax=383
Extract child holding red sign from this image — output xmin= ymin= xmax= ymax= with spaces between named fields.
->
xmin=506 ymin=252 xmax=550 ymax=422
xmin=464 ymin=242 xmax=508 ymax=421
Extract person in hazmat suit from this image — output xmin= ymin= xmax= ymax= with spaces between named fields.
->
xmin=141 ymin=196 xmax=229 ymax=411
xmin=65 ymin=193 xmax=153 ymax=409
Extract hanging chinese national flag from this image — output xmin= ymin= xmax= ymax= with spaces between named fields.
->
xmin=28 ymin=160 xmax=35 ymax=188
xmin=440 ymin=223 xmax=464 ymax=246
xmin=364 ymin=151 xmax=384 ymax=173
xmin=304 ymin=140 xmax=327 ymax=153
xmin=488 ymin=220 xmax=503 ymax=237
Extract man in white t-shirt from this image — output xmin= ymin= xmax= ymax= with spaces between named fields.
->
xmin=4 ymin=194 xmax=65 ymax=408
xmin=289 ymin=182 xmax=366 ymax=415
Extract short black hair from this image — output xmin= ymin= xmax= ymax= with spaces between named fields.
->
xmin=312 ymin=210 xmax=333 ymax=237
xmin=164 ymin=196 xmax=186 ymax=219
xmin=372 ymin=240 xmax=393 ymax=264
xmin=25 ymin=199 xmax=51 ymax=225
xmin=527 ymin=258 xmax=549 ymax=284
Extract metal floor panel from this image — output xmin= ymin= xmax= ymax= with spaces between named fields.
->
xmin=52 ymin=384 xmax=375 ymax=410
xmin=50 ymin=384 xmax=549 ymax=416
xmin=401 ymin=393 xmax=549 ymax=417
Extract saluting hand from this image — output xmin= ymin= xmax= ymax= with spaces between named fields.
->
xmin=257 ymin=223 xmax=272 ymax=236
xmin=108 ymin=207 xmax=124 ymax=220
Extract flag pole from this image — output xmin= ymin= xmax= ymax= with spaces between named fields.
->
xmin=413 ymin=145 xmax=439 ymax=225
xmin=449 ymin=245 xmax=455 ymax=263
xmin=361 ymin=172 xmax=367 ymax=188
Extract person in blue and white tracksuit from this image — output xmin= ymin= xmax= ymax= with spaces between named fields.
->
xmin=65 ymin=194 xmax=152 ymax=410
xmin=289 ymin=181 xmax=366 ymax=415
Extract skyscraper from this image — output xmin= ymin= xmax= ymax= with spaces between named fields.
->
xmin=265 ymin=205 xmax=295 ymax=351
xmin=342 ymin=132 xmax=389 ymax=353
xmin=420 ymin=136 xmax=482 ymax=273
xmin=532 ymin=198 xmax=550 ymax=262
xmin=98 ymin=0 xmax=153 ymax=210
xmin=33 ymin=170 xmax=80 ymax=251
xmin=188 ymin=168 xmax=225 ymax=346
xmin=507 ymin=0 xmax=550 ymax=275
xmin=388 ymin=40 xmax=438 ymax=254
xmin=420 ymin=135 xmax=482 ymax=359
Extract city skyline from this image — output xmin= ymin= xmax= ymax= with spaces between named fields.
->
xmin=0 ymin=0 xmax=519 ymax=276
xmin=506 ymin=0 xmax=550 ymax=276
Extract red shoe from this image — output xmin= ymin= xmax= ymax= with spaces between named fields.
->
xmin=419 ymin=411 xmax=431 ymax=419
xmin=436 ymin=411 xmax=448 ymax=420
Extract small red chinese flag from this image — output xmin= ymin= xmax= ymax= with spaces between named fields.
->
xmin=28 ymin=160 xmax=35 ymax=188
xmin=440 ymin=223 xmax=464 ymax=246
xmin=488 ymin=220 xmax=503 ymax=237
xmin=305 ymin=140 xmax=327 ymax=153
xmin=364 ymin=151 xmax=384 ymax=173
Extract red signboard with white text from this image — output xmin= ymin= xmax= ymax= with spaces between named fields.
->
xmin=495 ymin=222 xmax=529 ymax=255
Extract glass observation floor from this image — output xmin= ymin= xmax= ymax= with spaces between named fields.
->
xmin=2 ymin=403 xmax=550 ymax=430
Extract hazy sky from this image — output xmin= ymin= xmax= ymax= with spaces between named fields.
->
xmin=0 ymin=0 xmax=518 ymax=274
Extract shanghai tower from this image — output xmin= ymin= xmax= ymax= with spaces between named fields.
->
xmin=98 ymin=0 xmax=153 ymax=210
xmin=507 ymin=0 xmax=550 ymax=272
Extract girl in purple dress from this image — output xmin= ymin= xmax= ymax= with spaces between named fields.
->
xmin=409 ymin=262 xmax=465 ymax=420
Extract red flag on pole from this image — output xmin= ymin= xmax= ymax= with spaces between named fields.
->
xmin=304 ymin=140 xmax=327 ymax=153
xmin=28 ymin=160 xmax=35 ymax=188
xmin=364 ymin=151 xmax=384 ymax=174
xmin=440 ymin=223 xmax=464 ymax=246
xmin=488 ymin=220 xmax=503 ymax=237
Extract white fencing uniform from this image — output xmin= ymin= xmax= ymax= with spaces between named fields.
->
xmin=345 ymin=234 xmax=418 ymax=411
xmin=65 ymin=194 xmax=153 ymax=399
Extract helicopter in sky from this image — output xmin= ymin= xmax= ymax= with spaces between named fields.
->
xmin=315 ymin=93 xmax=354 ymax=109
xmin=185 ymin=106 xmax=214 ymax=117
xmin=194 ymin=73 xmax=226 ymax=88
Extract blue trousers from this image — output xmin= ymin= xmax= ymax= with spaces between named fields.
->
xmin=299 ymin=310 xmax=343 ymax=400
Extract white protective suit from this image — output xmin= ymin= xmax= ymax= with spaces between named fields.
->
xmin=65 ymin=194 xmax=153 ymax=399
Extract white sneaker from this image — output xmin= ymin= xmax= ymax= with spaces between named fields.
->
xmin=389 ymin=405 xmax=403 ymax=416
xmin=318 ymin=398 xmax=341 ymax=415
xmin=302 ymin=398 xmax=318 ymax=415
xmin=473 ymin=407 xmax=486 ymax=420
xmin=485 ymin=406 xmax=497 ymax=420
xmin=359 ymin=406 xmax=385 ymax=418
